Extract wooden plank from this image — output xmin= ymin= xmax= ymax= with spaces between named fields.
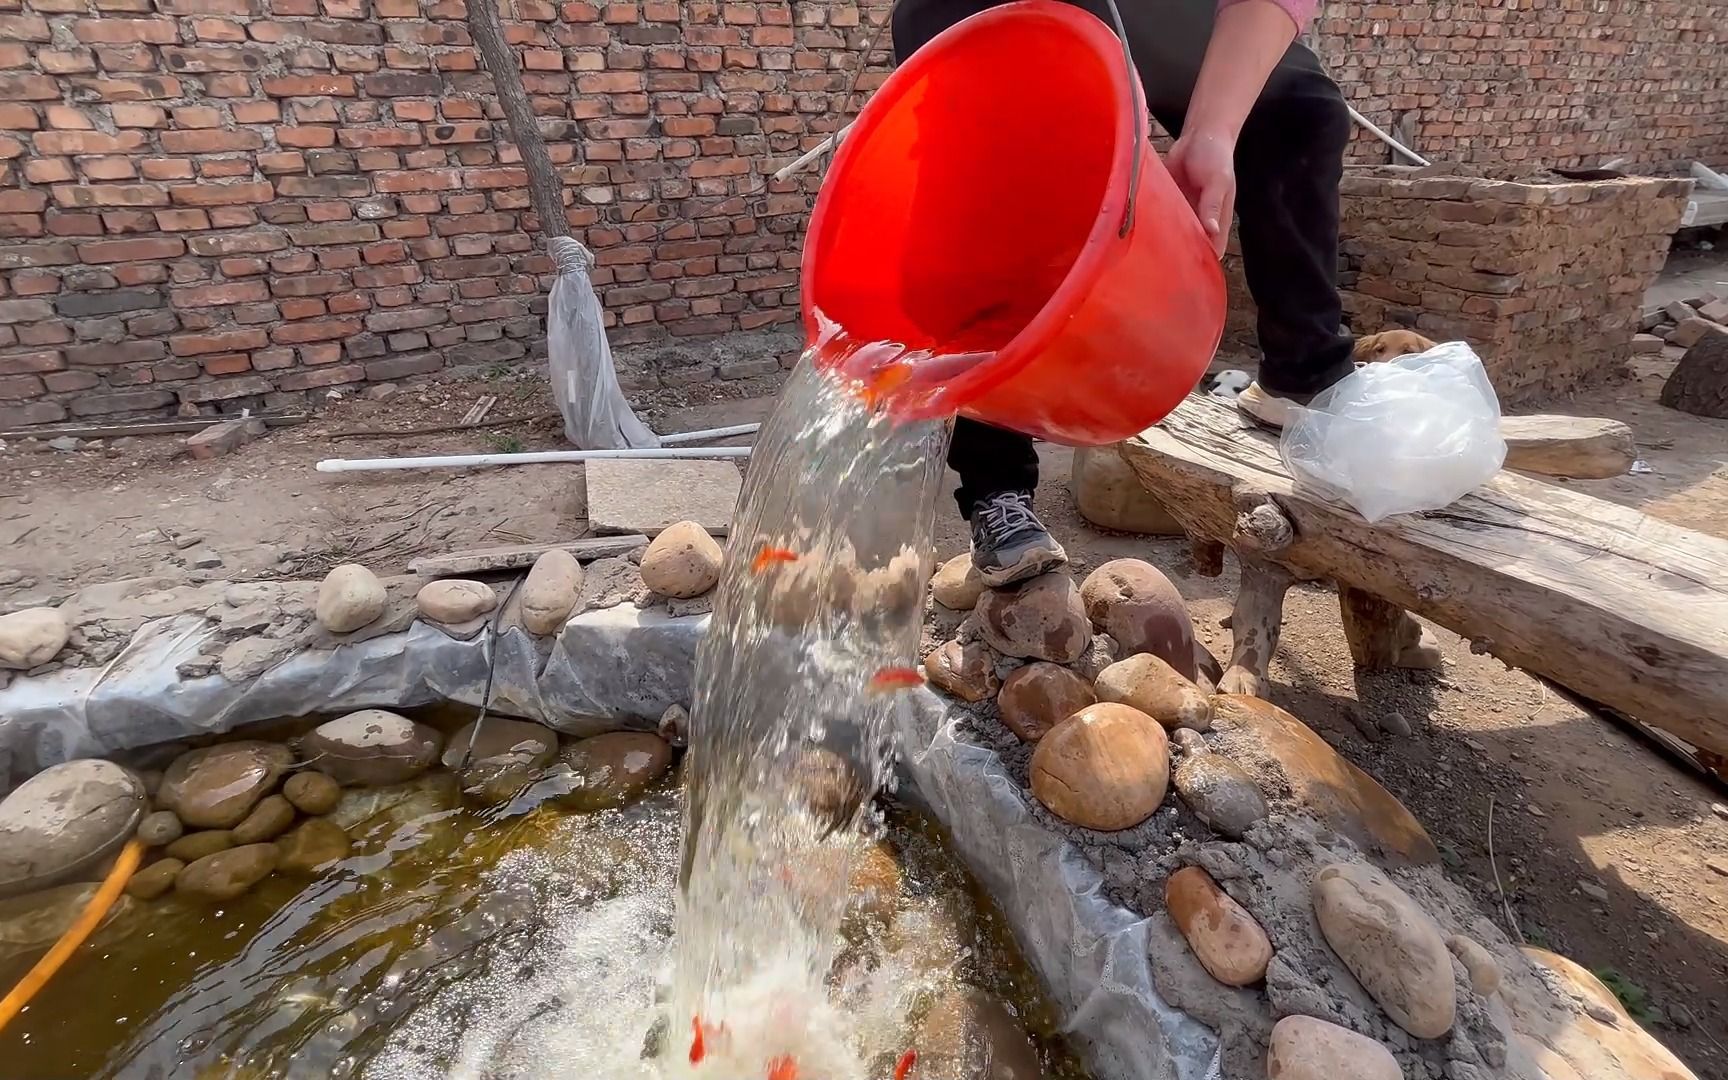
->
xmin=1121 ymin=394 xmax=1728 ymax=756
xmin=1499 ymin=415 xmax=1635 ymax=479
xmin=408 ymin=535 xmax=649 ymax=577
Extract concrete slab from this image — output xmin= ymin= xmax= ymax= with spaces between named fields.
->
xmin=585 ymin=458 xmax=742 ymax=537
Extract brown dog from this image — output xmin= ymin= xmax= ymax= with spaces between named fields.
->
xmin=1353 ymin=329 xmax=1437 ymax=363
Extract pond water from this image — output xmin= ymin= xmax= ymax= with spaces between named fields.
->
xmin=0 ymin=751 xmax=1087 ymax=1080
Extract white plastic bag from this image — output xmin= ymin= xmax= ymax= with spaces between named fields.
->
xmin=546 ymin=236 xmax=659 ymax=449
xmin=1279 ymin=341 xmax=1506 ymax=522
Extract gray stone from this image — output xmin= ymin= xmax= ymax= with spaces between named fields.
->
xmin=232 ymin=794 xmax=296 ymax=844
xmin=0 ymin=759 xmax=147 ymax=898
xmin=443 ymin=716 xmax=558 ymax=771
xmin=585 ymin=458 xmax=741 ymax=537
xmin=545 ymin=731 xmax=674 ymax=811
xmin=315 ymin=564 xmax=387 ymax=634
xmin=158 ymin=742 xmax=294 ymax=829
xmin=125 ymin=858 xmax=183 ymax=900
xmin=283 ymin=771 xmax=340 ymax=815
xmin=1172 ymin=753 xmax=1269 ymax=839
xmin=0 ymin=606 xmax=68 ymax=670
xmin=304 ymin=709 xmax=442 ymax=787
xmin=0 ymin=882 xmax=136 ymax=952
xmin=166 ymin=829 xmax=235 ymax=862
xmin=275 ymin=817 xmax=352 ymax=874
xmin=416 ymin=579 xmax=497 ymax=624
xmin=175 ymin=843 xmax=278 ymax=901
xmin=136 ymin=810 xmax=184 ymax=847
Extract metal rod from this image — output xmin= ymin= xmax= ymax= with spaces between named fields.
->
xmin=316 ymin=446 xmax=752 ymax=473
xmin=773 ymin=125 xmax=853 ymax=182
xmin=1346 ymin=104 xmax=1430 ymax=167
xmin=659 ymin=423 xmax=762 ymax=444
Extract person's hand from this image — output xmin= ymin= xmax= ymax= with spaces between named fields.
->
xmin=1166 ymin=129 xmax=1237 ymax=258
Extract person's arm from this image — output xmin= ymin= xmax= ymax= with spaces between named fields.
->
xmin=1166 ymin=0 xmax=1307 ymax=255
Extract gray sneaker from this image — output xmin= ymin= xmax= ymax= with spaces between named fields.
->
xmin=969 ymin=490 xmax=1068 ymax=588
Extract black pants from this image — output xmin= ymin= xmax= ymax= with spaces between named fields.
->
xmin=894 ymin=0 xmax=1356 ymax=514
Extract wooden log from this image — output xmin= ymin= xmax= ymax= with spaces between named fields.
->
xmin=1219 ymin=560 xmax=1292 ymax=697
xmin=1121 ymin=395 xmax=1728 ymax=756
xmin=408 ymin=535 xmax=648 ymax=577
xmin=1500 ymin=415 xmax=1636 ymax=479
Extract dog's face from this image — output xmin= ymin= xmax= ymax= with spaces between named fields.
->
xmin=1205 ymin=368 xmax=1252 ymax=399
xmin=1353 ymin=329 xmax=1437 ymax=363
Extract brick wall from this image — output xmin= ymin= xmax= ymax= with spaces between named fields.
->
xmin=1316 ymin=0 xmax=1728 ymax=171
xmin=1 ymin=0 xmax=1725 ymax=429
xmin=0 ymin=0 xmax=888 ymax=428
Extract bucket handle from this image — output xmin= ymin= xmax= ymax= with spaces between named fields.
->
xmin=1100 ymin=0 xmax=1142 ymax=238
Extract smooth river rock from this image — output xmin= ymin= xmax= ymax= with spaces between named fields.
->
xmin=914 ymin=986 xmax=1045 ymax=1080
xmin=1209 ymin=695 xmax=1439 ymax=865
xmin=175 ymin=843 xmax=279 ymax=901
xmin=232 ymin=794 xmax=296 ymax=844
xmin=1267 ymin=1015 xmax=1400 ymax=1080
xmin=0 ymin=606 xmax=69 ymax=670
xmin=546 ymin=732 xmax=674 ymax=811
xmin=124 ymin=858 xmax=184 ymax=901
xmin=1030 ymin=702 xmax=1168 ymax=831
xmin=1446 ymin=935 xmax=1501 ymax=996
xmin=639 ymin=521 xmax=723 ymax=598
xmin=315 ymin=564 xmax=386 ymax=634
xmin=1165 ymin=865 xmax=1273 ymax=987
xmin=1312 ymin=861 xmax=1457 ymax=1039
xmin=520 ymin=548 xmax=584 ymax=635
xmin=136 ymin=809 xmax=184 ymax=847
xmin=416 ymin=579 xmax=497 ymax=624
xmin=304 ymin=709 xmax=442 ymax=787
xmin=930 ymin=553 xmax=986 ymax=611
xmin=158 ymin=741 xmax=294 ymax=830
xmin=923 ymin=639 xmax=1000 ymax=703
xmin=166 ymin=829 xmax=236 ymax=862
xmin=976 ymin=571 xmax=1090 ymax=663
xmin=282 ymin=771 xmax=340 ymax=816
xmin=443 ymin=716 xmax=559 ymax=772
xmin=0 ymin=882 xmax=135 ymax=953
xmin=1078 ymin=559 xmax=1195 ymax=678
xmin=1093 ymin=653 xmax=1211 ymax=730
xmin=0 ymin=758 xmax=146 ymax=898
xmin=275 ymin=818 xmax=353 ymax=874
xmin=995 ymin=662 xmax=1095 ymax=743
xmin=1172 ymin=753 xmax=1268 ymax=839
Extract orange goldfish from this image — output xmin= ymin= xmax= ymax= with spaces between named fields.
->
xmin=868 ymin=666 xmax=925 ymax=693
xmin=752 ymin=545 xmax=801 ymax=573
xmin=690 ymin=1015 xmax=729 ymax=1065
xmin=859 ymin=362 xmax=913 ymax=411
xmin=893 ymin=1049 xmax=918 ymax=1080
xmin=765 ymin=1055 xmax=799 ymax=1080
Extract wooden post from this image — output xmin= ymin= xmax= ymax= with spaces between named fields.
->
xmin=467 ymin=0 xmax=570 ymax=240
xmin=1218 ymin=495 xmax=1296 ymax=697
xmin=1339 ymin=586 xmax=1441 ymax=671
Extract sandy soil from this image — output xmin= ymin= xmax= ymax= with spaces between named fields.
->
xmin=3 ymin=328 xmax=1726 ymax=1075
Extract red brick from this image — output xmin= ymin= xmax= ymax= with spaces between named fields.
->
xmin=33 ymin=130 xmax=147 ymax=155
xmin=0 ymin=350 xmax=64 ymax=375
xmin=52 ymin=184 xmax=169 ymax=209
xmin=277 ymin=126 xmax=338 ymax=148
xmin=199 ymin=352 xmax=253 ymax=375
xmin=172 ymin=279 xmax=270 ymax=307
xmin=168 ymin=180 xmax=274 ymax=206
xmin=155 ymin=209 xmax=212 ymax=230
xmin=278 ymin=297 xmax=327 ymax=319
xmin=270 ymin=316 xmax=361 ymax=344
xmin=161 ymin=45 xmax=262 ymax=71
xmin=44 ymin=370 xmax=102 ymax=392
xmin=217 ymin=256 xmax=267 ymax=276
xmin=170 ymin=327 xmax=269 ymax=355
xmin=262 ymin=74 xmax=357 ymax=96
xmin=73 ymin=18 xmax=179 ymax=43
xmin=374 ymin=169 xmax=462 ymax=192
xmin=275 ymin=362 xmax=363 ymax=390
xmin=161 ymin=128 xmax=264 ymax=153
xmin=78 ymin=237 xmax=187 ymax=262
xmin=231 ymin=100 xmax=280 ymax=123
xmin=0 ymin=75 xmax=58 ymax=101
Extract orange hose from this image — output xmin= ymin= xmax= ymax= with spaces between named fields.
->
xmin=0 ymin=837 xmax=145 ymax=1033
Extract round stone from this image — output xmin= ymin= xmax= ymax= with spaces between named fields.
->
xmin=1071 ymin=445 xmax=1183 ymax=535
xmin=1519 ymin=946 xmax=1624 ymax=1018
xmin=1165 ymin=866 xmax=1273 ymax=986
xmin=416 ymin=579 xmax=497 ymax=624
xmin=1447 ymin=935 xmax=1501 ymax=996
xmin=232 ymin=794 xmax=296 ymax=845
xmin=923 ymin=639 xmax=1000 ymax=703
xmin=1093 ymin=652 xmax=1211 ymax=730
xmin=282 ymin=771 xmax=340 ymax=816
xmin=275 ymin=818 xmax=353 ymax=875
xmin=158 ymin=741 xmax=294 ymax=830
xmin=0 ymin=758 xmax=147 ymax=898
xmin=930 ymin=552 xmax=986 ymax=611
xmin=520 ymin=548 xmax=584 ymax=635
xmin=1312 ymin=861 xmax=1457 ymax=1039
xmin=1078 ymin=559 xmax=1196 ymax=677
xmin=975 ymin=571 xmax=1090 ymax=663
xmin=546 ymin=732 xmax=674 ymax=812
xmin=442 ymin=716 xmax=559 ymax=772
xmin=1267 ymin=1015 xmax=1400 ymax=1080
xmin=845 ymin=841 xmax=902 ymax=928
xmin=996 ymin=661 xmax=1096 ymax=743
xmin=136 ymin=810 xmax=184 ymax=848
xmin=1029 ymin=702 xmax=1169 ymax=831
xmin=914 ymin=986 xmax=1043 ymax=1080
xmin=165 ymin=829 xmax=235 ymax=863
xmin=1171 ymin=753 xmax=1269 ymax=839
xmin=315 ymin=564 xmax=386 ymax=634
xmin=124 ymin=858 xmax=184 ymax=901
xmin=175 ymin=843 xmax=279 ymax=901
xmin=0 ymin=606 xmax=69 ymax=670
xmin=0 ymin=882 xmax=135 ymax=953
xmin=788 ymin=748 xmax=869 ymax=833
xmin=303 ymin=710 xmax=442 ymax=787
xmin=639 ymin=521 xmax=723 ymax=599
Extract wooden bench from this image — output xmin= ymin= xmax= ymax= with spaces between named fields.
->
xmin=1120 ymin=395 xmax=1728 ymax=760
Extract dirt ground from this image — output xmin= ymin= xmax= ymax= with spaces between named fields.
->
xmin=3 ymin=281 xmax=1728 ymax=1075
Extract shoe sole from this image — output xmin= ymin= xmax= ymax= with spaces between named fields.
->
xmin=976 ymin=543 xmax=1069 ymax=588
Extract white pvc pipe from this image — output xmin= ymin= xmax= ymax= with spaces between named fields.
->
xmin=773 ymin=124 xmax=853 ymax=182
xmin=316 ymin=446 xmax=752 ymax=473
xmin=659 ymin=423 xmax=761 ymax=444
xmin=1346 ymin=104 xmax=1430 ymax=167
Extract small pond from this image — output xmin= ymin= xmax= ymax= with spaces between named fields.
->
xmin=0 ymin=708 xmax=1089 ymax=1080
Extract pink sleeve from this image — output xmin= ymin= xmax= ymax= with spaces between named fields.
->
xmin=1217 ymin=0 xmax=1317 ymax=31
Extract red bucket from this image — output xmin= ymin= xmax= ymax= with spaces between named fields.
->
xmin=800 ymin=0 xmax=1225 ymax=445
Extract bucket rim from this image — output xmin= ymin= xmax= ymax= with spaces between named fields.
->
xmin=800 ymin=0 xmax=1146 ymax=416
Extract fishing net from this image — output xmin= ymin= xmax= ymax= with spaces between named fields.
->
xmin=546 ymin=235 xmax=660 ymax=450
